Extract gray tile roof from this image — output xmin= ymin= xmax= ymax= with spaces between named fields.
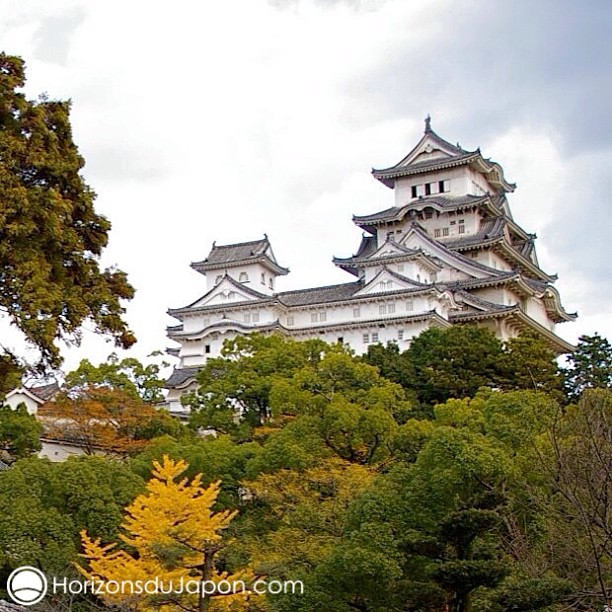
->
xmin=447 ymin=271 xmax=518 ymax=291
xmin=444 ymin=216 xmax=507 ymax=249
xmin=333 ymin=240 xmax=422 ymax=267
xmin=29 ymin=382 xmax=59 ymax=401
xmin=523 ymin=277 xmax=550 ymax=293
xmin=166 ymin=367 xmax=200 ymax=388
xmin=455 ymin=290 xmax=515 ymax=312
xmin=201 ymin=238 xmax=270 ymax=265
xmin=277 ymin=282 xmax=362 ymax=307
xmin=191 ymin=237 xmax=289 ymax=274
xmin=0 ymin=459 xmax=10 ymax=471
xmin=353 ymin=194 xmax=491 ymax=225
xmin=373 ymin=150 xmax=480 ymax=179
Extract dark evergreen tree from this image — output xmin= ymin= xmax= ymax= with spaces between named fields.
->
xmin=0 ymin=54 xmax=135 ymax=377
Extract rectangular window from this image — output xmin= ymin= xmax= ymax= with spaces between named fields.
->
xmin=311 ymin=313 xmax=318 ymax=322
xmin=406 ymin=300 xmax=414 ymax=311
xmin=397 ymin=264 xmax=404 ymax=272
xmin=439 ymin=180 xmax=449 ymax=193
xmin=319 ymin=312 xmax=327 ymax=322
xmin=287 ymin=316 xmax=294 ymax=326
xmin=379 ymin=304 xmax=387 ymax=315
xmin=244 ymin=314 xmax=251 ymax=323
xmin=205 ymin=345 xmax=211 ymax=354
xmin=450 ymin=220 xmax=456 ymax=226
xmin=442 ymin=227 xmax=449 ymax=236
xmin=363 ymin=333 xmax=370 ymax=344
xmin=458 ymin=225 xmax=465 ymax=234
xmin=388 ymin=303 xmax=396 ymax=314
xmin=337 ymin=337 xmax=344 ymax=344
xmin=252 ymin=313 xmax=260 ymax=323
xmin=371 ymin=332 xmax=379 ymax=343
xmin=353 ymin=307 xmax=361 ymax=318
xmin=411 ymin=185 xmax=417 ymax=198
xmin=434 ymin=228 xmax=441 ymax=238
xmin=398 ymin=329 xmax=404 ymax=340
xmin=425 ymin=211 xmax=433 ymax=219
xmin=459 ymin=218 xmax=465 ymax=224
xmin=471 ymin=252 xmax=478 ymax=259
xmin=425 ymin=183 xmax=431 ymax=195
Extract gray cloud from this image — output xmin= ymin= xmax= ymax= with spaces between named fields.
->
xmin=347 ymin=0 xmax=612 ymax=155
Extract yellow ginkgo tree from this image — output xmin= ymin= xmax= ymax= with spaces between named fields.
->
xmin=78 ymin=455 xmax=259 ymax=611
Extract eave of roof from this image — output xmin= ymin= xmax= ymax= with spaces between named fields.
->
xmin=372 ymin=151 xmax=516 ymax=194
xmin=191 ymin=256 xmax=289 ymax=276
xmin=353 ymin=194 xmax=493 ymax=229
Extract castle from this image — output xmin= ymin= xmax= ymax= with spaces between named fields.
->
xmin=165 ymin=119 xmax=575 ymax=415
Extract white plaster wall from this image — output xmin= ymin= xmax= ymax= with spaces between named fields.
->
xmin=205 ymin=263 xmax=280 ymax=294
xmin=3 ymin=392 xmax=40 ymax=415
xmin=39 ymin=441 xmax=89 ymax=462
xmin=524 ymin=296 xmax=553 ymax=329
xmin=394 ymin=166 xmax=468 ymax=205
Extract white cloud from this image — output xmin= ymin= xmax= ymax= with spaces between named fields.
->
xmin=0 ymin=0 xmax=609 ymax=373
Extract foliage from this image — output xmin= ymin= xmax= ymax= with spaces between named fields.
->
xmin=0 ymin=332 xmax=610 ymax=610
xmin=393 ymin=325 xmax=505 ymax=405
xmin=562 ymin=333 xmax=612 ymax=402
xmin=0 ymin=53 xmax=135 ymax=374
xmin=186 ymin=334 xmax=331 ymax=435
xmin=0 ymin=351 xmax=23 ymax=398
xmin=64 ymin=352 xmax=169 ymax=403
xmin=0 ymin=456 xmax=143 ymax=578
xmin=130 ymin=434 xmax=261 ymax=509
xmin=78 ymin=455 xmax=258 ymax=611
xmin=527 ymin=389 xmax=612 ymax=609
xmin=364 ymin=327 xmax=564 ymax=407
xmin=0 ymin=403 xmax=42 ymax=461
xmin=39 ymin=386 xmax=184 ymax=456
xmin=499 ymin=330 xmax=562 ymax=397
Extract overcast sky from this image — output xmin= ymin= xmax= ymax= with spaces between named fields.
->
xmin=1 ymin=0 xmax=610 ymax=375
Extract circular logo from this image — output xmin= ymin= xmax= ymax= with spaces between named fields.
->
xmin=7 ymin=566 xmax=48 ymax=606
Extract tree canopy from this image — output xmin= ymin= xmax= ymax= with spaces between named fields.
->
xmin=0 ymin=53 xmax=135 ymax=374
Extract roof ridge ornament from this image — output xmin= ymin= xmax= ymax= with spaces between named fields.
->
xmin=424 ymin=114 xmax=432 ymax=133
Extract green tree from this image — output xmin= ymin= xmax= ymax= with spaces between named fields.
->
xmin=0 ymin=404 xmax=42 ymax=461
xmin=403 ymin=326 xmax=504 ymax=405
xmin=563 ymin=333 xmax=612 ymax=403
xmin=0 ymin=53 xmax=135 ymax=376
xmin=499 ymin=331 xmax=562 ymax=397
xmin=186 ymin=334 xmax=333 ymax=436
xmin=64 ymin=352 xmax=169 ymax=403
xmin=0 ymin=456 xmax=143 ymax=577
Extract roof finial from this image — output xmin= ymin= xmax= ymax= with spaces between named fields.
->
xmin=424 ymin=114 xmax=432 ymax=133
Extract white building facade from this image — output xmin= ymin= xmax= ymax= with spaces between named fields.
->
xmin=166 ymin=120 xmax=576 ymax=415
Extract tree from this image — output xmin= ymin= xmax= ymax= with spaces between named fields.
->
xmin=64 ymin=352 xmax=169 ymax=404
xmin=0 ymin=455 xmax=143 ymax=592
xmin=39 ymin=386 xmax=183 ymax=456
xmin=186 ymin=334 xmax=331 ymax=436
xmin=563 ymin=333 xmax=612 ymax=403
xmin=403 ymin=326 xmax=505 ymax=405
xmin=529 ymin=389 xmax=612 ymax=609
xmin=499 ymin=331 xmax=562 ymax=398
xmin=79 ymin=455 xmax=258 ymax=611
xmin=0 ymin=403 xmax=42 ymax=461
xmin=0 ymin=53 xmax=135 ymax=375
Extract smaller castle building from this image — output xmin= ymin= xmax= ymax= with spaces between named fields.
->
xmin=166 ymin=119 xmax=575 ymax=415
